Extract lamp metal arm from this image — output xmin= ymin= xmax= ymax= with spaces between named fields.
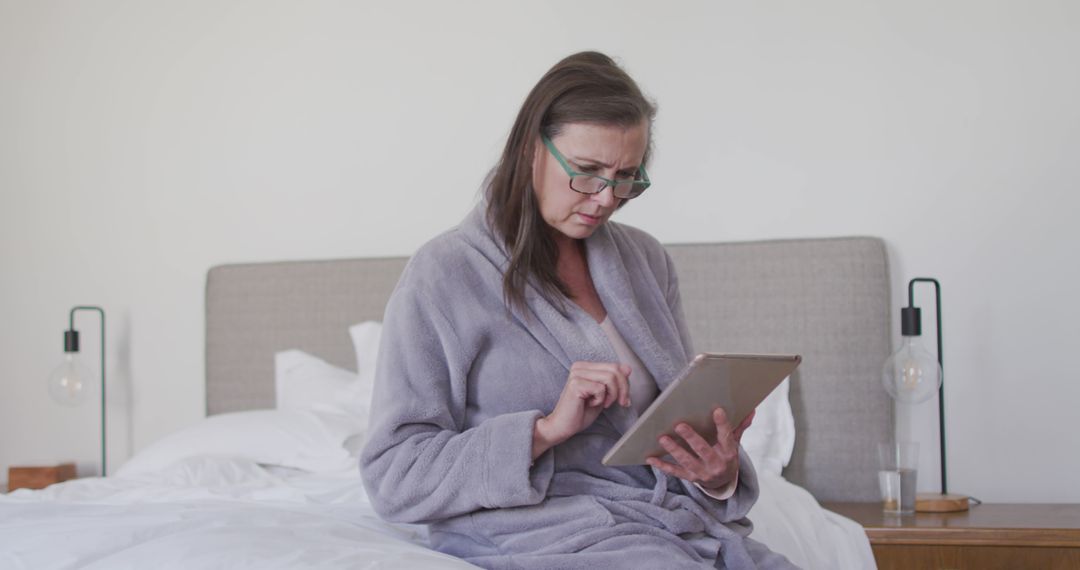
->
xmin=67 ymin=306 xmax=106 ymax=477
xmin=907 ymin=278 xmax=945 ymax=495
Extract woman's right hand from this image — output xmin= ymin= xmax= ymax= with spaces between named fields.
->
xmin=532 ymin=362 xmax=631 ymax=459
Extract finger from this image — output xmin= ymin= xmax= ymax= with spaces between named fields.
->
xmin=574 ymin=362 xmax=631 ymax=389
xmin=713 ymin=408 xmax=738 ymax=453
xmin=713 ymin=407 xmax=734 ymax=430
xmin=574 ymin=368 xmax=628 ymax=408
xmin=713 ymin=407 xmax=737 ymax=436
xmin=579 ymin=370 xmax=619 ymax=408
xmin=589 ymin=384 xmax=608 ymax=408
xmin=674 ymin=423 xmax=716 ymax=461
xmin=574 ymin=361 xmax=630 ymax=388
xmin=571 ymin=361 xmax=627 ymax=375
xmin=593 ymin=363 xmax=630 ymax=408
xmin=592 ymin=393 xmax=610 ymax=408
xmin=737 ymin=409 xmax=756 ymax=430
xmin=572 ymin=378 xmax=607 ymax=408
xmin=733 ymin=410 xmax=756 ymax=442
xmin=647 ymin=457 xmax=693 ymax=481
xmin=658 ymin=434 xmax=702 ymax=473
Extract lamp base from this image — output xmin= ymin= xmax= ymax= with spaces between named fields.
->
xmin=915 ymin=492 xmax=970 ymax=512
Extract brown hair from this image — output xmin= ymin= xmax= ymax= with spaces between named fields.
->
xmin=485 ymin=51 xmax=657 ymax=312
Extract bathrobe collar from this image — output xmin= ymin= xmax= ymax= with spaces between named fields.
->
xmin=458 ymin=203 xmax=689 ymax=433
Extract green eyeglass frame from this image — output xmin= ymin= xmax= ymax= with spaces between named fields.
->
xmin=541 ymin=135 xmax=651 ymax=200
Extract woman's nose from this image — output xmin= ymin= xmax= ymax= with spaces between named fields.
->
xmin=593 ymin=185 xmax=618 ymax=208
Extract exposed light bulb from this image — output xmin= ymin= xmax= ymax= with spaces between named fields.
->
xmin=48 ymin=353 xmax=93 ymax=406
xmin=882 ymin=336 xmax=942 ymax=404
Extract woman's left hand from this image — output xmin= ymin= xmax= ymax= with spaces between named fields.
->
xmin=647 ymin=408 xmax=755 ymax=492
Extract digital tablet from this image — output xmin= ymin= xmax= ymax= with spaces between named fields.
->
xmin=601 ymin=353 xmax=801 ymax=467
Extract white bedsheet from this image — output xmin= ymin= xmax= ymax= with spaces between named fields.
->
xmin=0 ymin=456 xmax=874 ymax=569
xmin=749 ymin=471 xmax=876 ymax=569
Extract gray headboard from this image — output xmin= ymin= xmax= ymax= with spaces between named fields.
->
xmin=206 ymin=236 xmax=892 ymax=502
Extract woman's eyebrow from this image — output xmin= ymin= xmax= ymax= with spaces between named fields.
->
xmin=570 ymin=155 xmax=639 ymax=170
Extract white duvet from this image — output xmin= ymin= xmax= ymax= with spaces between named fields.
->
xmin=0 ymin=457 xmax=473 ymax=570
xmin=0 ymin=455 xmax=873 ymax=569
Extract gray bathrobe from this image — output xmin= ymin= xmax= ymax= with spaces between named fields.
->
xmin=360 ymin=204 xmax=796 ymax=570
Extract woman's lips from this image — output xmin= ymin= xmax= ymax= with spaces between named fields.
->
xmin=576 ymin=212 xmax=603 ymax=225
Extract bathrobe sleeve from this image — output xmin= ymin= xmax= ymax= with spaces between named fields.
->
xmin=360 ymin=277 xmax=555 ymax=524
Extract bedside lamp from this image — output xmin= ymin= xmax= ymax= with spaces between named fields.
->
xmin=47 ymin=306 xmax=107 ymax=477
xmin=882 ymin=278 xmax=968 ymax=512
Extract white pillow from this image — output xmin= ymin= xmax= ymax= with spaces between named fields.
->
xmin=348 ymin=320 xmax=382 ymax=394
xmin=116 ymin=409 xmax=360 ymax=477
xmin=740 ymin=377 xmax=796 ymax=477
xmin=274 ymin=349 xmax=370 ymax=420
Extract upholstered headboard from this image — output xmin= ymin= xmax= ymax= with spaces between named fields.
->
xmin=205 ymin=236 xmax=892 ymax=502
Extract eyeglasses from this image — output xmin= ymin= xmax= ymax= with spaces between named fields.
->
xmin=541 ymin=135 xmax=651 ymax=200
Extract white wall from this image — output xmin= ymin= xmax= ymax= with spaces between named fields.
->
xmin=2 ymin=0 xmax=1077 ymax=502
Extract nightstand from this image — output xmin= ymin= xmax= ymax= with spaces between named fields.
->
xmin=824 ymin=502 xmax=1080 ymax=570
xmin=6 ymin=463 xmax=77 ymax=492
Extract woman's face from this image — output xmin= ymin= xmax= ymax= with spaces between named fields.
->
xmin=532 ymin=121 xmax=649 ymax=243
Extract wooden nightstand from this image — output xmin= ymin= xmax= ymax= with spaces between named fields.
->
xmin=6 ymin=463 xmax=77 ymax=492
xmin=824 ymin=502 xmax=1080 ymax=570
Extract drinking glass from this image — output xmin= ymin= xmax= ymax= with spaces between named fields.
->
xmin=878 ymin=441 xmax=919 ymax=514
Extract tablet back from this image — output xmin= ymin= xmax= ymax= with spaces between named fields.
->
xmin=602 ymin=353 xmax=801 ymax=466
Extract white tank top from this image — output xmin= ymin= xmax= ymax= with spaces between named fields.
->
xmin=598 ymin=316 xmax=658 ymax=416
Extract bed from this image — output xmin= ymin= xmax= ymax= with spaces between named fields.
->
xmin=0 ymin=236 xmax=890 ymax=569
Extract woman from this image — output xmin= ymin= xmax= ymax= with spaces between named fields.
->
xmin=361 ymin=51 xmax=796 ymax=569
